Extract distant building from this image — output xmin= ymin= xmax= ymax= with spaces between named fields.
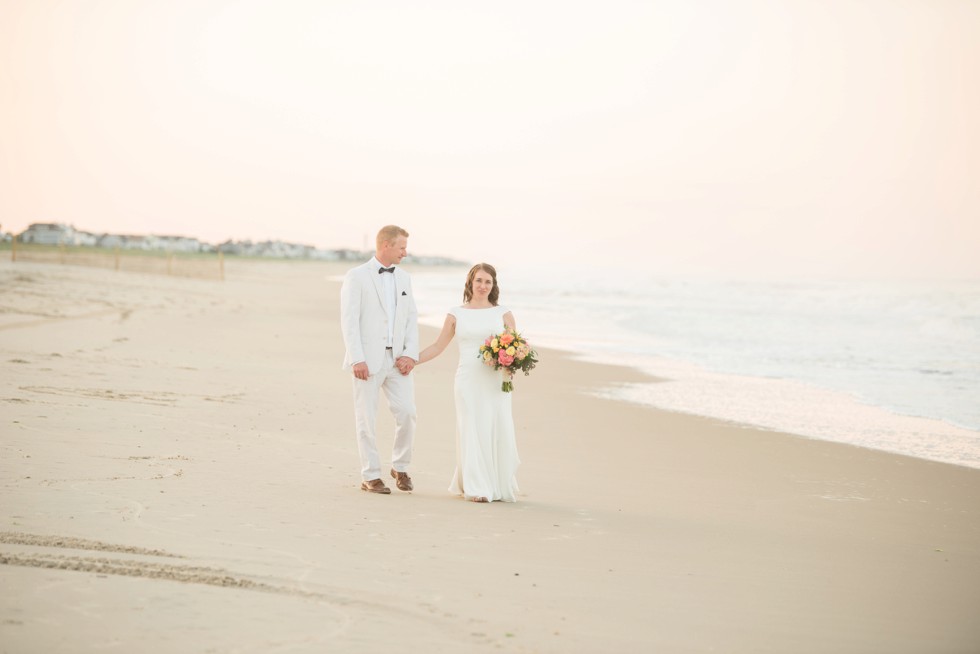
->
xmin=331 ymin=249 xmax=370 ymax=261
xmin=218 ymin=239 xmax=318 ymax=259
xmin=18 ymin=223 xmax=97 ymax=246
xmin=151 ymin=235 xmax=205 ymax=253
xmin=96 ymin=233 xmax=205 ymax=253
xmin=402 ymin=254 xmax=466 ymax=266
xmin=98 ymin=234 xmax=145 ymax=250
xmin=10 ymin=222 xmax=463 ymax=265
xmin=19 ymin=223 xmax=66 ymax=245
xmin=310 ymin=249 xmax=343 ymax=261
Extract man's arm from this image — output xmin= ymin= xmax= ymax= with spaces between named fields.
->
xmin=402 ymin=276 xmax=420 ymax=361
xmin=340 ymin=270 xmax=366 ymax=373
xmin=395 ymin=276 xmax=419 ymax=376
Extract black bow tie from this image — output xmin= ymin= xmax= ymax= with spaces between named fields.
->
xmin=378 ymin=266 xmax=395 ymax=274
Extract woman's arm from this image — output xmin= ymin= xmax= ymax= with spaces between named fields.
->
xmin=417 ymin=314 xmax=456 ymax=364
xmin=503 ymin=311 xmax=516 ymax=331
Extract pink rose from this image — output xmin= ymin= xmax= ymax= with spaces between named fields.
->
xmin=498 ymin=352 xmax=515 ymax=366
xmin=484 ymin=337 xmax=492 ymax=346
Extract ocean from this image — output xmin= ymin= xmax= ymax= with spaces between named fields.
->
xmin=410 ymin=267 xmax=980 ymax=470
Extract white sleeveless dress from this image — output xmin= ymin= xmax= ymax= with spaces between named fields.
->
xmin=448 ymin=305 xmax=520 ymax=502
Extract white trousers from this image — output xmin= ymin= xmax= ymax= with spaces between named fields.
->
xmin=352 ymin=349 xmax=416 ymax=481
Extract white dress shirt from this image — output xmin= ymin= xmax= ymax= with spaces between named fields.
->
xmin=372 ymin=257 xmax=397 ymax=347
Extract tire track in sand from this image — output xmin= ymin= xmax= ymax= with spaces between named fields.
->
xmin=0 ymin=531 xmax=316 ymax=598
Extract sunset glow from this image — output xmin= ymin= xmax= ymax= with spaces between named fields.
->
xmin=2 ymin=1 xmax=978 ymax=277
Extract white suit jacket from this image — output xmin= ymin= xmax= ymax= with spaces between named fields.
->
xmin=340 ymin=259 xmax=419 ymax=375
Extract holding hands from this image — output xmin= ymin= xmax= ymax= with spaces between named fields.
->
xmin=352 ymin=357 xmax=415 ymax=379
xmin=396 ymin=356 xmax=416 ymax=376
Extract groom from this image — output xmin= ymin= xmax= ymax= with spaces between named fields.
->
xmin=340 ymin=225 xmax=419 ymax=494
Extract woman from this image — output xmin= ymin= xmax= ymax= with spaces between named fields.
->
xmin=418 ymin=263 xmax=520 ymax=503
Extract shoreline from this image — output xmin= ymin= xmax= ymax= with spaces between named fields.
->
xmin=412 ymin=271 xmax=980 ymax=471
xmin=584 ymin=354 xmax=980 ymax=471
xmin=2 ymin=258 xmax=979 ymax=652
xmin=420 ymin=310 xmax=980 ymax=472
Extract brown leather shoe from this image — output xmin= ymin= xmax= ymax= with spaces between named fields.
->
xmin=390 ymin=468 xmax=413 ymax=492
xmin=361 ymin=479 xmax=391 ymax=494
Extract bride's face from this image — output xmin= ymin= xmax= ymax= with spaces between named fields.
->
xmin=471 ymin=269 xmax=494 ymax=299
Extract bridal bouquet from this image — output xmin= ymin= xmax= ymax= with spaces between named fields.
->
xmin=479 ymin=328 xmax=538 ymax=392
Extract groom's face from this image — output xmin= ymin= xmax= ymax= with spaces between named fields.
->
xmin=381 ymin=236 xmax=408 ymax=266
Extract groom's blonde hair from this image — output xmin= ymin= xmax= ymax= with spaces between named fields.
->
xmin=376 ymin=225 xmax=409 ymax=249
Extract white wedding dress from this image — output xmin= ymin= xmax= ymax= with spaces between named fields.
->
xmin=448 ymin=305 xmax=520 ymax=502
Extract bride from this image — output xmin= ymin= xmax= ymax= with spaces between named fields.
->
xmin=418 ymin=263 xmax=520 ymax=503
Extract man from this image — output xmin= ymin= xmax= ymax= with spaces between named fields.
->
xmin=340 ymin=225 xmax=419 ymax=494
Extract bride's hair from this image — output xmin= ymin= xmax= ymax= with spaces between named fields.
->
xmin=463 ymin=263 xmax=499 ymax=306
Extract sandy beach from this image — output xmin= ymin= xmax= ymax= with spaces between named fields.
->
xmin=2 ymin=258 xmax=979 ymax=653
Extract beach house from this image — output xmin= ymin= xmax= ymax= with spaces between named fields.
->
xmin=18 ymin=223 xmax=97 ymax=246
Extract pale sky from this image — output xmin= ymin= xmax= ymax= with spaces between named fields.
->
xmin=2 ymin=0 xmax=978 ymax=278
